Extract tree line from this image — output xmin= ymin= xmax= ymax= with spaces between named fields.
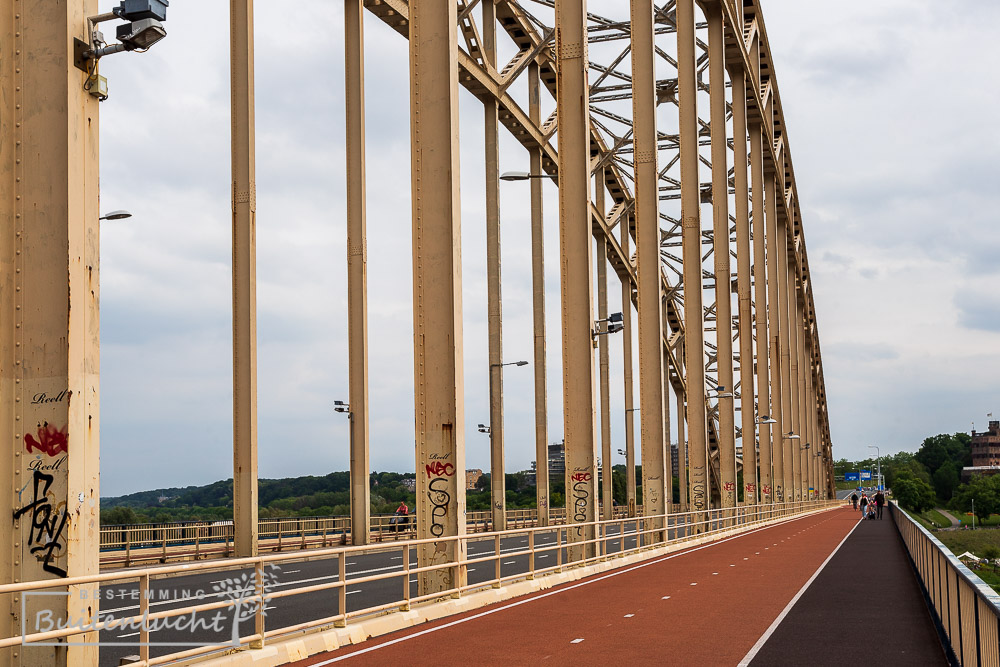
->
xmin=837 ymin=432 xmax=1000 ymax=521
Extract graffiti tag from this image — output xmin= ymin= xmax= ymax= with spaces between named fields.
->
xmin=723 ymin=482 xmax=736 ymax=492
xmin=13 ymin=470 xmax=69 ymax=577
xmin=572 ymin=480 xmax=589 ymax=523
xmin=24 ymin=422 xmax=68 ymax=457
xmin=425 ymin=461 xmax=455 ymax=478
xmin=570 ymin=472 xmax=591 ymax=482
xmin=427 ymin=477 xmax=451 ymax=538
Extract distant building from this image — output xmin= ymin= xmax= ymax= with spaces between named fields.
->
xmin=401 ymin=478 xmax=417 ymax=492
xmin=964 ymin=421 xmax=1000 ymax=480
xmin=671 ymin=443 xmax=679 ymax=477
xmin=525 ymin=441 xmax=567 ymax=486
xmin=466 ymin=469 xmax=483 ymax=490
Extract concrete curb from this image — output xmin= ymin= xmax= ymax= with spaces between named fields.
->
xmin=187 ymin=507 xmax=837 ymax=667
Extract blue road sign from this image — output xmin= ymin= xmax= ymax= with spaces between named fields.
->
xmin=844 ymin=472 xmax=860 ymax=481
xmin=860 ymin=470 xmax=872 ymax=480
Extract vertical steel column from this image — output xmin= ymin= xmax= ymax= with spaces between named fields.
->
xmin=231 ymin=0 xmax=259 ymax=558
xmin=796 ymin=295 xmax=808 ymax=500
xmin=677 ymin=391 xmax=688 ymax=509
xmin=764 ymin=175 xmax=784 ymax=505
xmin=409 ymin=0 xmax=467 ymax=593
xmin=663 ymin=356 xmax=673 ymax=507
xmin=555 ymin=0 xmax=597 ymax=560
xmin=528 ymin=63 xmax=550 ymax=527
xmin=2 ymin=3 xmax=101 ymax=663
xmin=620 ymin=224 xmax=637 ymax=516
xmin=483 ymin=0 xmax=506 ymax=533
xmin=788 ymin=264 xmax=809 ymax=501
xmin=730 ymin=63 xmax=756 ymax=506
xmin=677 ymin=0 xmax=708 ymax=519
xmin=750 ymin=125 xmax=771 ymax=505
xmin=596 ymin=188 xmax=613 ymax=522
xmin=707 ymin=5 xmax=736 ymax=509
xmin=345 ymin=0 xmax=371 ymax=546
xmin=775 ymin=212 xmax=793 ymax=504
xmin=631 ymin=0 xmax=667 ymax=536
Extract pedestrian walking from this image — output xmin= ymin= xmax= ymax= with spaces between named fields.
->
xmin=859 ymin=493 xmax=868 ymax=519
xmin=850 ymin=491 xmax=858 ymax=511
xmin=874 ymin=490 xmax=885 ymax=520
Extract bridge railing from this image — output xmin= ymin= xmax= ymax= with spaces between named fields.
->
xmin=1 ymin=499 xmax=837 ymax=664
xmin=891 ymin=502 xmax=1000 ymax=665
xmin=98 ymin=506 xmax=643 ymax=567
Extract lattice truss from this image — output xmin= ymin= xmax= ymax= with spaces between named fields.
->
xmin=363 ymin=0 xmax=833 ymax=499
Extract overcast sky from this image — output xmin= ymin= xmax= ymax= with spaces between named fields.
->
xmin=94 ymin=1 xmax=1000 ymax=497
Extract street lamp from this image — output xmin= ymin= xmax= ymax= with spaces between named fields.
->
xmin=757 ymin=415 xmax=777 ymax=425
xmin=868 ymin=445 xmax=881 ymax=491
xmin=500 ymin=171 xmax=557 ymax=182
xmin=782 ymin=431 xmax=800 ymax=440
xmin=710 ymin=385 xmax=734 ymax=399
xmin=99 ymin=210 xmax=132 ymax=221
xmin=486 ymin=359 xmax=529 ymax=530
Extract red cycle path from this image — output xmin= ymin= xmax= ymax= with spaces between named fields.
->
xmin=291 ymin=507 xmax=857 ymax=666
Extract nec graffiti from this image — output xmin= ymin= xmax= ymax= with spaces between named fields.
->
xmin=425 ymin=460 xmax=455 ymax=537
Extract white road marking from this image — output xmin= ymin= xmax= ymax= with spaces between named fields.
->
xmin=571 ymin=638 xmax=585 ymax=644
xmin=503 ymin=561 xmax=517 ymax=565
xmin=346 ymin=590 xmax=361 ymax=595
xmin=662 ymin=596 xmax=671 ymax=600
xmin=118 ymin=632 xmax=139 ymax=639
xmin=712 ymin=572 xmax=718 ymax=575
xmin=690 ymin=582 xmax=697 ymax=586
xmin=624 ymin=614 xmax=634 ymax=618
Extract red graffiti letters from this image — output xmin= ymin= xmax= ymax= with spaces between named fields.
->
xmin=425 ymin=461 xmax=455 ymax=478
xmin=24 ymin=423 xmax=68 ymax=457
xmin=723 ymin=482 xmax=735 ymax=492
xmin=570 ymin=472 xmax=592 ymax=482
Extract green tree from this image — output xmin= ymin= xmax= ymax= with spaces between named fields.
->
xmin=932 ymin=461 xmax=960 ymax=503
xmin=952 ymin=475 xmax=1000 ymax=523
xmin=893 ymin=474 xmax=935 ymax=512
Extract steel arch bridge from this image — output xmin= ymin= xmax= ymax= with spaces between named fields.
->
xmin=0 ymin=0 xmax=833 ymax=663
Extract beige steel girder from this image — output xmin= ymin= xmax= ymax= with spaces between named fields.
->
xmin=345 ymin=0 xmax=371 ymax=546
xmin=2 ymin=1 xmax=102 ymax=664
xmin=775 ymin=207 xmax=794 ymax=503
xmin=764 ymin=173 xmax=785 ymax=503
xmin=409 ymin=0 xmax=467 ymax=594
xmin=231 ymin=0 xmax=259 ymax=560
xmin=528 ymin=63 xmax=550 ymax=526
xmin=483 ymin=0 xmax=507 ymax=533
xmin=729 ymin=60 xmax=757 ymax=506
xmin=707 ymin=4 xmax=737 ymax=509
xmin=631 ymin=0 xmax=668 ymax=537
xmin=555 ymin=0 xmax=598 ymax=561
xmin=596 ymin=184 xmax=613 ymax=523
xmin=678 ymin=0 xmax=709 ymax=519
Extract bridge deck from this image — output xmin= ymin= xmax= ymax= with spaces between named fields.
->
xmin=287 ymin=507 xmax=946 ymax=666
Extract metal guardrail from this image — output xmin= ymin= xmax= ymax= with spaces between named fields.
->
xmin=891 ymin=502 xmax=1000 ymax=666
xmin=3 ymin=500 xmax=837 ymax=665
xmin=99 ymin=506 xmax=646 ymax=567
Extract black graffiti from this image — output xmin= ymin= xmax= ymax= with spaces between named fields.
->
xmin=13 ymin=470 xmax=69 ymax=577
xmin=572 ymin=480 xmax=589 ymax=523
xmin=427 ymin=477 xmax=451 ymax=538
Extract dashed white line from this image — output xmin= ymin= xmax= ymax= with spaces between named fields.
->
xmin=503 ymin=561 xmax=517 ymax=565
xmin=690 ymin=582 xmax=697 ymax=586
xmin=662 ymin=596 xmax=671 ymax=600
xmin=118 ymin=632 xmax=139 ymax=639
xmin=571 ymin=638 xmax=585 ymax=644
xmin=624 ymin=614 xmax=634 ymax=618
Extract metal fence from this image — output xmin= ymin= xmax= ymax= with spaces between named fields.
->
xmin=891 ymin=502 xmax=1000 ymax=666
xmin=99 ymin=506 xmax=645 ymax=568
xmin=3 ymin=500 xmax=837 ymax=665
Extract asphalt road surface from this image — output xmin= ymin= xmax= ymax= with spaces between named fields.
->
xmin=64 ymin=524 xmax=652 ymax=665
